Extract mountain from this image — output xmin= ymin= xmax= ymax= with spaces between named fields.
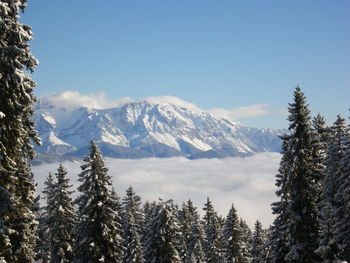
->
xmin=33 ymin=92 xmax=285 ymax=160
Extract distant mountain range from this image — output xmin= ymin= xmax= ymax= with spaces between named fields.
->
xmin=32 ymin=92 xmax=285 ymax=162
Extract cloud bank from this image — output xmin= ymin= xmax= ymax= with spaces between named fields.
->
xmin=41 ymin=91 xmax=199 ymax=111
xmin=209 ymin=104 xmax=287 ymax=120
xmin=32 ymin=152 xmax=281 ymax=227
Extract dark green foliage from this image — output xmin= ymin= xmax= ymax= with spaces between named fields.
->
xmin=202 ymin=198 xmax=225 ymax=263
xmin=48 ymin=164 xmax=76 ymax=263
xmin=251 ymin=220 xmax=268 ymax=263
xmin=122 ymin=186 xmax=144 ymax=263
xmin=0 ymin=0 xmax=39 ymax=261
xmin=144 ymin=199 xmax=181 ymax=263
xmin=271 ymin=87 xmax=320 ymax=263
xmin=74 ymin=141 xmax=124 ymax=263
xmin=223 ymin=204 xmax=246 ymax=263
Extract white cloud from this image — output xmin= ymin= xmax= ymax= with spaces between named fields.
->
xmin=32 ymin=152 xmax=281 ymax=228
xmin=41 ymin=91 xmax=199 ymax=111
xmin=209 ymin=104 xmax=286 ymax=120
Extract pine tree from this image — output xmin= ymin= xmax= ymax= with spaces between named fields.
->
xmin=315 ymin=116 xmax=345 ymax=262
xmin=36 ymin=173 xmax=55 ymax=263
xmin=269 ymin=138 xmax=292 ymax=263
xmin=239 ymin=219 xmax=253 ymax=262
xmin=47 ymin=164 xmax=76 ymax=263
xmin=272 ymin=87 xmax=320 ymax=263
xmin=144 ymin=199 xmax=181 ymax=263
xmin=0 ymin=0 xmax=39 ymax=261
xmin=74 ymin=141 xmax=124 ymax=263
xmin=122 ymin=186 xmax=144 ymax=263
xmin=223 ymin=204 xmax=245 ymax=263
xmin=335 ymin=114 xmax=350 ymax=262
xmin=202 ymin=198 xmax=225 ymax=263
xmin=251 ymin=220 xmax=267 ymax=263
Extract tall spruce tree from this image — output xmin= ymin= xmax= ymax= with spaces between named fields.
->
xmin=48 ymin=164 xmax=76 ymax=263
xmin=74 ymin=141 xmax=124 ymax=263
xmin=223 ymin=204 xmax=245 ymax=263
xmin=144 ymin=199 xmax=181 ymax=263
xmin=315 ymin=115 xmax=347 ymax=262
xmin=251 ymin=220 xmax=267 ymax=263
xmin=36 ymin=173 xmax=55 ymax=263
xmin=0 ymin=1 xmax=39 ymax=261
xmin=269 ymin=138 xmax=292 ymax=263
xmin=202 ymin=198 xmax=225 ymax=263
xmin=272 ymin=87 xmax=320 ymax=263
xmin=239 ymin=219 xmax=253 ymax=262
xmin=122 ymin=186 xmax=144 ymax=263
xmin=335 ymin=115 xmax=350 ymax=262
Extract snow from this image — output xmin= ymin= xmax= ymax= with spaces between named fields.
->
xmin=42 ymin=114 xmax=56 ymax=127
xmin=181 ymin=136 xmax=212 ymax=151
xmin=0 ymin=112 xmax=5 ymax=119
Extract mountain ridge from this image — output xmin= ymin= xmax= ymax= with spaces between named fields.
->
xmin=33 ymin=93 xmax=285 ymax=161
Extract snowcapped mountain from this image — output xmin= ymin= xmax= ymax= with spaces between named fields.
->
xmin=33 ymin=92 xmax=284 ymax=160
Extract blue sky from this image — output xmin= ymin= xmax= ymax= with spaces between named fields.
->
xmin=22 ymin=0 xmax=349 ymax=128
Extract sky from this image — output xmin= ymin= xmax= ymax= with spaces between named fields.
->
xmin=32 ymin=152 xmax=281 ymax=227
xmin=22 ymin=0 xmax=350 ymax=128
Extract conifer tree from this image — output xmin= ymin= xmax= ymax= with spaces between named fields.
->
xmin=251 ymin=220 xmax=267 ymax=263
xmin=178 ymin=201 xmax=194 ymax=261
xmin=36 ymin=173 xmax=55 ymax=263
xmin=74 ymin=141 xmax=124 ymax=263
xmin=122 ymin=186 xmax=144 ymax=263
xmin=269 ymin=138 xmax=292 ymax=263
xmin=335 ymin=115 xmax=350 ymax=262
xmin=239 ymin=219 xmax=253 ymax=262
xmin=223 ymin=204 xmax=245 ymax=263
xmin=144 ymin=199 xmax=181 ymax=263
xmin=202 ymin=198 xmax=225 ymax=263
xmin=48 ymin=164 xmax=76 ymax=263
xmin=272 ymin=87 xmax=320 ymax=263
xmin=187 ymin=216 xmax=206 ymax=263
xmin=0 ymin=0 xmax=39 ymax=261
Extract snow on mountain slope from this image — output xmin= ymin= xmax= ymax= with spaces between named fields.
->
xmin=33 ymin=92 xmax=285 ymax=159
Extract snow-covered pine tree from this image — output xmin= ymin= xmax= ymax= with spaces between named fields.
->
xmin=144 ymin=199 xmax=181 ymax=263
xmin=186 ymin=215 xmax=206 ymax=263
xmin=335 ymin=115 xmax=350 ymax=262
xmin=74 ymin=141 xmax=124 ymax=263
xmin=315 ymin=115 xmax=345 ymax=262
xmin=47 ymin=164 xmax=76 ymax=263
xmin=269 ymin=138 xmax=292 ymax=263
xmin=36 ymin=173 xmax=55 ymax=263
xmin=251 ymin=220 xmax=267 ymax=263
xmin=315 ymin=199 xmax=342 ymax=263
xmin=0 ymin=0 xmax=40 ymax=261
xmin=275 ymin=87 xmax=320 ymax=263
xmin=239 ymin=219 xmax=253 ymax=262
xmin=122 ymin=186 xmax=144 ymax=263
xmin=11 ymin=163 xmax=38 ymax=262
xmin=178 ymin=201 xmax=194 ymax=261
xmin=315 ymin=115 xmax=347 ymax=262
xmin=223 ymin=204 xmax=246 ymax=263
xmin=202 ymin=198 xmax=225 ymax=263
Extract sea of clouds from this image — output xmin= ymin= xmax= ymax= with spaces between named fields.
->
xmin=32 ymin=152 xmax=281 ymax=228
